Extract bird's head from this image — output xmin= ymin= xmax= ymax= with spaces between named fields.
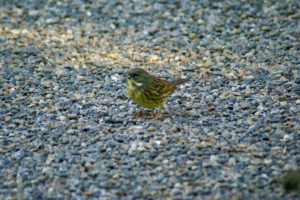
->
xmin=127 ymin=68 xmax=152 ymax=89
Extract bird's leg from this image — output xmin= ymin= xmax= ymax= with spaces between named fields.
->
xmin=131 ymin=108 xmax=144 ymax=117
xmin=152 ymin=106 xmax=163 ymax=120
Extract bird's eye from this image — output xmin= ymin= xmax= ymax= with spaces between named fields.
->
xmin=132 ymin=73 xmax=138 ymax=77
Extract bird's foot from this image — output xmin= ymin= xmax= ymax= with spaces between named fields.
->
xmin=131 ymin=108 xmax=145 ymax=117
xmin=152 ymin=108 xmax=162 ymax=120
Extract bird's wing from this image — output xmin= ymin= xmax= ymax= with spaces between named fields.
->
xmin=150 ymin=77 xmax=176 ymax=100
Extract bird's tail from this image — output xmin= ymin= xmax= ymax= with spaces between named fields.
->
xmin=173 ymin=79 xmax=189 ymax=85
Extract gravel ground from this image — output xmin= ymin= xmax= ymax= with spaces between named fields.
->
xmin=1 ymin=0 xmax=299 ymax=199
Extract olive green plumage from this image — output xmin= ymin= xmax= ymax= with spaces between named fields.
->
xmin=126 ymin=67 xmax=188 ymax=120
xmin=282 ymin=170 xmax=300 ymax=192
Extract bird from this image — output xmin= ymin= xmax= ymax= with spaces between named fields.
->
xmin=282 ymin=170 xmax=300 ymax=192
xmin=126 ymin=67 xmax=189 ymax=120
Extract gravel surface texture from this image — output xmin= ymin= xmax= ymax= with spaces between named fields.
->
xmin=1 ymin=0 xmax=299 ymax=199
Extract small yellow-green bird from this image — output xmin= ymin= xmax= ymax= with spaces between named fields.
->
xmin=126 ymin=67 xmax=189 ymax=120
xmin=283 ymin=170 xmax=300 ymax=192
